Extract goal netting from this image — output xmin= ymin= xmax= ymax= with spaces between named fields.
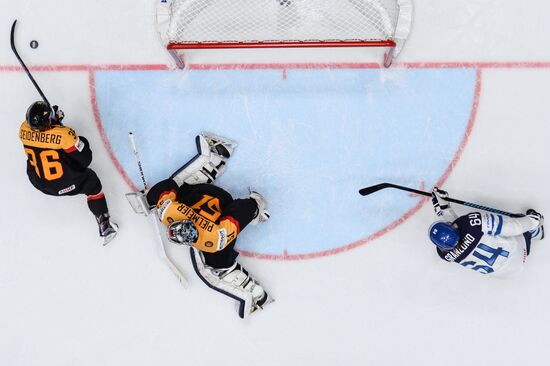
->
xmin=156 ymin=0 xmax=413 ymax=67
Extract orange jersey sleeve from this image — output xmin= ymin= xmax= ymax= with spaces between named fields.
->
xmin=157 ymin=191 xmax=239 ymax=253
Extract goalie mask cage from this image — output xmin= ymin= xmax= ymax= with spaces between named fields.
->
xmin=156 ymin=0 xmax=413 ymax=68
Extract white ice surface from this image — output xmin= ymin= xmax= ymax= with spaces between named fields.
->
xmin=1 ymin=1 xmax=550 ymax=365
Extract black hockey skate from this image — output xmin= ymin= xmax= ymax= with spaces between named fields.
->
xmin=96 ymin=213 xmax=119 ymax=245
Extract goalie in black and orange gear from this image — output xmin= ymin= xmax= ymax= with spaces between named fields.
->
xmin=19 ymin=101 xmax=118 ymax=245
xmin=143 ymin=133 xmax=272 ymax=318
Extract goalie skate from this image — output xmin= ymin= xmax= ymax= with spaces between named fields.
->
xmin=249 ymin=289 xmax=274 ymax=316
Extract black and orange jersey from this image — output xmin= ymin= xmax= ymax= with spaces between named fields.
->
xmin=157 ymin=190 xmax=240 ymax=252
xmin=147 ymin=179 xmax=258 ymax=253
xmin=19 ymin=121 xmax=92 ymax=190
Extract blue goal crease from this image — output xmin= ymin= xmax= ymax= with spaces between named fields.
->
xmin=94 ymin=67 xmax=477 ymax=256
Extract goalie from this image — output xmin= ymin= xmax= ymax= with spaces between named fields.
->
xmin=143 ymin=133 xmax=271 ymax=318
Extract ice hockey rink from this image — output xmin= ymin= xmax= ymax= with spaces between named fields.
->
xmin=1 ymin=1 xmax=550 ymax=365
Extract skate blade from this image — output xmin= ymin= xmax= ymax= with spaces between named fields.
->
xmin=102 ymin=223 xmax=119 ymax=246
xmin=252 ymin=295 xmax=275 ymax=313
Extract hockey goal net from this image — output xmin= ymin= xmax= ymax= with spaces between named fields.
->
xmin=156 ymin=0 xmax=413 ymax=68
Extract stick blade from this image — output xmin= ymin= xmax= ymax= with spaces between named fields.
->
xmin=358 ymin=183 xmax=392 ymax=196
xmin=10 ymin=20 xmax=17 ymax=52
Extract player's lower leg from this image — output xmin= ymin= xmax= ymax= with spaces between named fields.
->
xmin=87 ymin=192 xmax=118 ymax=245
xmin=190 ymin=248 xmax=272 ymax=318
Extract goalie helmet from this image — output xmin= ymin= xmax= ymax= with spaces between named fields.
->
xmin=26 ymin=101 xmax=53 ymax=131
xmin=429 ymin=222 xmax=460 ymax=250
xmin=167 ymin=220 xmax=198 ymax=245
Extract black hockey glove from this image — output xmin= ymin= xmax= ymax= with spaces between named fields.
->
xmin=52 ymin=105 xmax=64 ymax=126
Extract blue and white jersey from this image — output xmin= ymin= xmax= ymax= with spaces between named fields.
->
xmin=435 ymin=211 xmax=539 ymax=277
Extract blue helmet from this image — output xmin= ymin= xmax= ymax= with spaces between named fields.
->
xmin=429 ymin=222 xmax=459 ymax=250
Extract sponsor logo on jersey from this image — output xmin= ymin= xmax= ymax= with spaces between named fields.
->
xmin=158 ymin=199 xmax=172 ymax=220
xmin=58 ymin=184 xmax=76 ymax=195
xmin=217 ymin=228 xmax=227 ymax=250
xmin=75 ymin=138 xmax=85 ymax=152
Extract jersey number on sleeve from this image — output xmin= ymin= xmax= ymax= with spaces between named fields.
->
xmin=25 ymin=148 xmax=64 ymax=181
xmin=461 ymin=243 xmax=510 ymax=274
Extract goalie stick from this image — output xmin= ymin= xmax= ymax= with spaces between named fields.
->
xmin=128 ymin=132 xmax=189 ymax=288
xmin=359 ymin=182 xmax=523 ymax=218
xmin=10 ymin=20 xmax=51 ymax=106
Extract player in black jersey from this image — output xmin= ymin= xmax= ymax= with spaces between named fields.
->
xmin=19 ymin=101 xmax=118 ymax=245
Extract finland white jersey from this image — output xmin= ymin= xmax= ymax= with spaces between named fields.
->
xmin=436 ymin=211 xmax=538 ymax=278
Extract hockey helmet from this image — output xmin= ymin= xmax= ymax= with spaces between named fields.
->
xmin=167 ymin=220 xmax=198 ymax=245
xmin=429 ymin=221 xmax=460 ymax=250
xmin=26 ymin=101 xmax=53 ymax=131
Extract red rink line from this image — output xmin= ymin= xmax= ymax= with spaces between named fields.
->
xmin=88 ymin=71 xmax=138 ymax=192
xmin=0 ymin=64 xmax=170 ymax=72
xmin=1 ymin=60 xmax=543 ymax=260
xmin=2 ymin=60 xmax=550 ymax=72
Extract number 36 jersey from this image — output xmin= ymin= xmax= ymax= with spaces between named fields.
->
xmin=19 ymin=121 xmax=92 ymax=194
xmin=436 ymin=212 xmax=539 ymax=277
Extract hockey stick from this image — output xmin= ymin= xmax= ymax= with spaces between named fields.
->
xmin=10 ymin=20 xmax=50 ymax=106
xmin=128 ymin=132 xmax=189 ymax=288
xmin=359 ymin=183 xmax=523 ymax=218
xmin=128 ymin=132 xmax=148 ymax=190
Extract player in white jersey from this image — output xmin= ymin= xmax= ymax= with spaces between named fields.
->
xmin=428 ymin=187 xmax=544 ymax=277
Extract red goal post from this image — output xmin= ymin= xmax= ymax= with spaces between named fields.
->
xmin=156 ymin=0 xmax=413 ymax=68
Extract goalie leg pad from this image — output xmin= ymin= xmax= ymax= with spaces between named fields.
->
xmin=171 ymin=134 xmax=236 ymax=186
xmin=190 ymin=248 xmax=267 ymax=319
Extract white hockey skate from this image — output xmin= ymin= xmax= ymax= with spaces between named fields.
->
xmin=215 ymin=262 xmax=274 ymax=317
